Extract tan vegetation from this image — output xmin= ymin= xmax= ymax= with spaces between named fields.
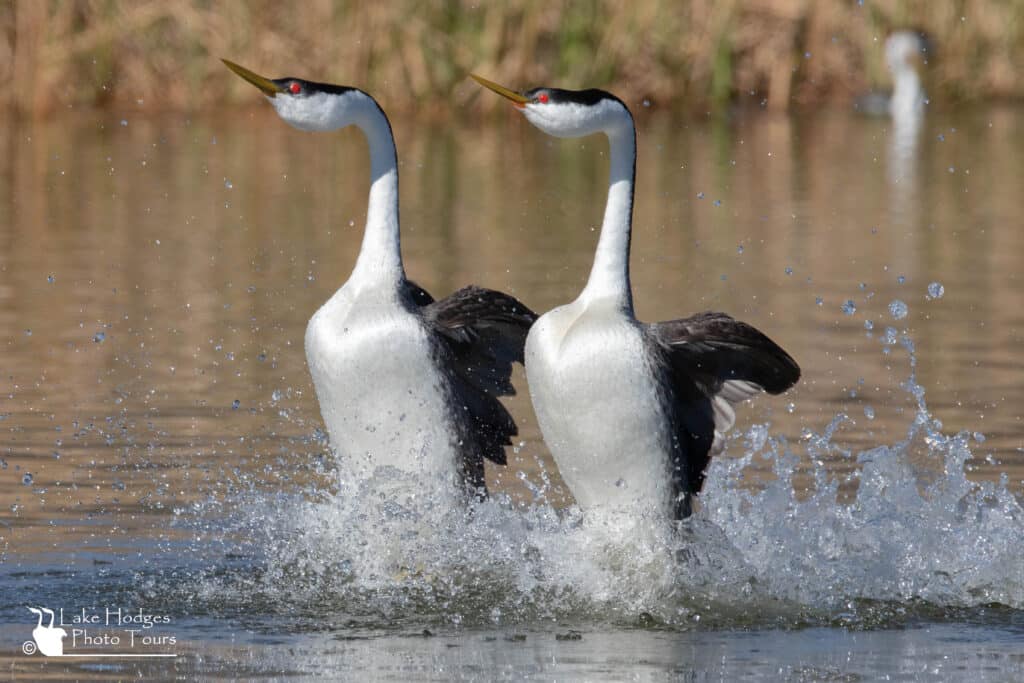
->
xmin=2 ymin=0 xmax=1022 ymax=116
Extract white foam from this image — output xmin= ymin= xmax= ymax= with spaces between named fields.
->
xmin=178 ymin=331 xmax=1024 ymax=629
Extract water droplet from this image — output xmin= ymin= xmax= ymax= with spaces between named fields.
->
xmin=973 ymin=431 xmax=986 ymax=443
xmin=883 ymin=326 xmax=898 ymax=344
xmin=784 ymin=267 xmax=793 ymax=276
xmin=804 ymin=51 xmax=812 ymax=59
xmin=120 ymin=119 xmax=128 ymax=127
xmin=720 ymin=274 xmax=727 ymax=281
xmin=888 ymin=299 xmax=908 ymax=320
xmin=737 ymin=244 xmax=744 ymax=254
xmin=948 ymin=166 xmax=955 ymax=174
xmin=864 ymin=320 xmax=874 ymax=330
xmin=697 ymin=192 xmax=705 ymax=199
xmin=24 ymin=329 xmax=32 ymax=336
xmin=47 ymin=275 xmax=55 ymax=283
xmin=841 ymin=300 xmax=857 ymax=315
xmin=257 ymin=353 xmax=267 ymax=362
xmin=224 ymin=178 xmax=233 ymax=189
xmin=927 ymin=282 xmax=945 ymax=299
xmin=815 ymin=296 xmax=824 ymax=306
xmin=271 ymin=389 xmax=283 ymax=402
xmin=713 ymin=199 xmax=722 ymax=207
xmin=642 ymin=99 xmax=651 ymax=107
xmin=232 ymin=399 xmax=240 ymax=410
xmin=94 ymin=331 xmax=106 ymax=343
xmin=937 ymin=133 xmax=945 ymax=141
xmin=22 ymin=473 xmax=33 ymax=486
xmin=897 ymin=275 xmax=906 ymax=285
xmin=864 ymin=405 xmax=875 ymax=420
xmin=112 ymin=479 xmax=126 ymax=491
xmin=785 ymin=402 xmax=795 ymax=414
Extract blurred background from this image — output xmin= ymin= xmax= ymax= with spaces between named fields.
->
xmin=2 ymin=0 xmax=1022 ymax=117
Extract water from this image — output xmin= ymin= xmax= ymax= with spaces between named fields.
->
xmin=2 ymin=105 xmax=1024 ymax=679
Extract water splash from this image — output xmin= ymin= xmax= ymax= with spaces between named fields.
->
xmin=153 ymin=329 xmax=1023 ymax=632
xmin=702 ymin=331 xmax=1023 ymax=618
xmin=888 ymin=300 xmax=908 ymax=320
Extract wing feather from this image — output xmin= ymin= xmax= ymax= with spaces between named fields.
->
xmin=646 ymin=311 xmax=799 ymax=517
xmin=420 ymin=284 xmax=537 ymax=491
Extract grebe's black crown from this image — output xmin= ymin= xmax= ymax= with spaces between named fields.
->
xmin=524 ymin=87 xmax=627 ymax=109
xmin=270 ymin=77 xmax=358 ymax=97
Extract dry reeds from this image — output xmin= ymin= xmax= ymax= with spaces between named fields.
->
xmin=2 ymin=0 xmax=1022 ymax=117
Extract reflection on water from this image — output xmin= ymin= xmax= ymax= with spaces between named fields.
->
xmin=887 ymin=103 xmax=923 ymax=235
xmin=4 ymin=622 xmax=1024 ymax=681
xmin=1 ymin=105 xmax=1023 ymax=678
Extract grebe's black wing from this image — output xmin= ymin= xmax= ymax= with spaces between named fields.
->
xmin=647 ymin=311 xmax=800 ymax=518
xmin=853 ymin=90 xmax=892 ymax=117
xmin=422 ymin=286 xmax=537 ymax=486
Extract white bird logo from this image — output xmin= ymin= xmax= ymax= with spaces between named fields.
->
xmin=25 ymin=606 xmax=68 ymax=657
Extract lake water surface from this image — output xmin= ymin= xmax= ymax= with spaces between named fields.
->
xmin=2 ymin=104 xmax=1023 ymax=679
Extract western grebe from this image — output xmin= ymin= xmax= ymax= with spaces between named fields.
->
xmin=472 ymin=74 xmax=800 ymax=519
xmin=224 ymin=60 xmax=536 ymax=499
xmin=854 ymin=31 xmax=932 ymax=121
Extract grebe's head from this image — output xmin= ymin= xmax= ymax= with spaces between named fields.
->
xmin=222 ymin=59 xmax=372 ymax=132
xmin=885 ymin=31 xmax=933 ymax=74
xmin=471 ymin=74 xmax=632 ymax=138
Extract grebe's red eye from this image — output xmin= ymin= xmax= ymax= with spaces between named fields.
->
xmin=537 ymin=92 xmax=549 ymax=104
xmin=288 ymin=82 xmax=301 ymax=94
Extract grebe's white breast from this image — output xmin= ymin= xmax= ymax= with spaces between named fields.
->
xmin=305 ymin=283 xmax=457 ymax=482
xmin=525 ymin=298 xmax=674 ymax=516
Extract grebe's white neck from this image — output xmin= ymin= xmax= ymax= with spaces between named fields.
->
xmin=474 ymin=77 xmax=639 ymax=312
xmin=349 ymin=100 xmax=403 ymax=287
xmin=270 ymin=90 xmax=404 ymax=287
xmin=890 ymin=66 xmax=923 ymax=123
xmin=580 ymin=119 xmax=636 ymax=312
xmin=519 ymin=95 xmax=637 ymax=311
